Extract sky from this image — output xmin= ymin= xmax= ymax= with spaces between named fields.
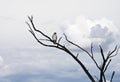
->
xmin=0 ymin=0 xmax=120 ymax=82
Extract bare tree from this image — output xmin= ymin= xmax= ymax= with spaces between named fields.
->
xmin=26 ymin=16 xmax=119 ymax=82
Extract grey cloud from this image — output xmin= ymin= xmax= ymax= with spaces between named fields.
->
xmin=0 ymin=71 xmax=85 ymax=82
xmin=90 ymin=24 xmax=109 ymax=38
xmin=0 ymin=47 xmax=83 ymax=78
xmin=89 ymin=24 xmax=116 ymax=50
xmin=101 ymin=33 xmax=115 ymax=49
xmin=0 ymin=68 xmax=119 ymax=82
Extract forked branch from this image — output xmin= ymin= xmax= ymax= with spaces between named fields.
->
xmin=27 ymin=16 xmax=95 ymax=82
xmin=27 ymin=16 xmax=119 ymax=82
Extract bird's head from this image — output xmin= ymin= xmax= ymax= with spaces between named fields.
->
xmin=54 ymin=32 xmax=57 ymax=34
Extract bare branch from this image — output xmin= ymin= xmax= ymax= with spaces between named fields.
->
xmin=91 ymin=43 xmax=94 ymax=57
xmin=27 ymin=16 xmax=119 ymax=82
xmin=63 ymin=33 xmax=92 ymax=57
xmin=104 ymin=59 xmax=111 ymax=72
xmin=90 ymin=43 xmax=101 ymax=70
xmin=27 ymin=16 xmax=96 ymax=82
xmin=107 ymin=45 xmax=118 ymax=58
xmin=109 ymin=46 xmax=120 ymax=58
xmin=99 ymin=45 xmax=105 ymax=61
xmin=94 ymin=75 xmax=99 ymax=81
xmin=27 ymin=18 xmax=63 ymax=49
xmin=29 ymin=28 xmax=57 ymax=48
xmin=26 ymin=22 xmax=35 ymax=35
xmin=99 ymin=45 xmax=118 ymax=82
xmin=76 ymin=53 xmax=79 ymax=58
xmin=103 ymin=74 xmax=106 ymax=82
xmin=110 ymin=71 xmax=115 ymax=82
xmin=64 ymin=33 xmax=101 ymax=70
xmin=58 ymin=37 xmax=62 ymax=44
xmin=27 ymin=16 xmax=52 ymax=41
xmin=39 ymin=39 xmax=50 ymax=41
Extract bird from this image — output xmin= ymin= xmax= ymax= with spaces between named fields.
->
xmin=52 ymin=32 xmax=57 ymax=44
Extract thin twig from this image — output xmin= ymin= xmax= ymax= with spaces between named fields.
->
xmin=109 ymin=46 xmax=120 ymax=58
xmin=28 ymin=16 xmax=52 ymax=41
xmin=99 ymin=45 xmax=105 ymax=61
xmin=63 ymin=33 xmax=91 ymax=57
xmin=64 ymin=33 xmax=100 ymax=70
xmin=104 ymin=59 xmax=111 ymax=72
xmin=76 ymin=53 xmax=79 ymax=58
xmin=107 ymin=46 xmax=117 ymax=58
xmin=39 ymin=39 xmax=50 ymax=41
xmin=58 ymin=37 xmax=62 ymax=44
xmin=91 ymin=43 xmax=94 ymax=57
xmin=110 ymin=71 xmax=115 ymax=82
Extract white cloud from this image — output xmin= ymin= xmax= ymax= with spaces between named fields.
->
xmin=0 ymin=0 xmax=119 ymax=81
xmin=62 ymin=15 xmax=119 ymax=49
xmin=0 ymin=56 xmax=4 ymax=67
xmin=0 ymin=15 xmax=119 ymax=81
xmin=0 ymin=48 xmax=83 ymax=79
xmin=106 ymin=80 xmax=110 ymax=82
xmin=0 ymin=56 xmax=12 ymax=77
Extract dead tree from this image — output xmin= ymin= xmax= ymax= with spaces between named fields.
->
xmin=26 ymin=16 xmax=119 ymax=82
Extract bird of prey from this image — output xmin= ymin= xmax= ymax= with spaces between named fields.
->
xmin=52 ymin=32 xmax=57 ymax=44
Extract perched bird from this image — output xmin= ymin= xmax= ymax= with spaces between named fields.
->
xmin=52 ymin=32 xmax=57 ymax=44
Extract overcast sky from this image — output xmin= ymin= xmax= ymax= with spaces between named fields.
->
xmin=0 ymin=0 xmax=120 ymax=82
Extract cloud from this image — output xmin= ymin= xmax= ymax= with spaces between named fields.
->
xmin=114 ymin=63 xmax=120 ymax=73
xmin=0 ymin=15 xmax=119 ymax=82
xmin=0 ymin=56 xmax=4 ymax=66
xmin=0 ymin=48 xmax=83 ymax=80
xmin=106 ymin=80 xmax=110 ymax=82
xmin=61 ymin=16 xmax=119 ymax=50
xmin=0 ymin=51 xmax=83 ymax=82
xmin=0 ymin=56 xmax=11 ymax=77
xmin=0 ymin=72 xmax=83 ymax=82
